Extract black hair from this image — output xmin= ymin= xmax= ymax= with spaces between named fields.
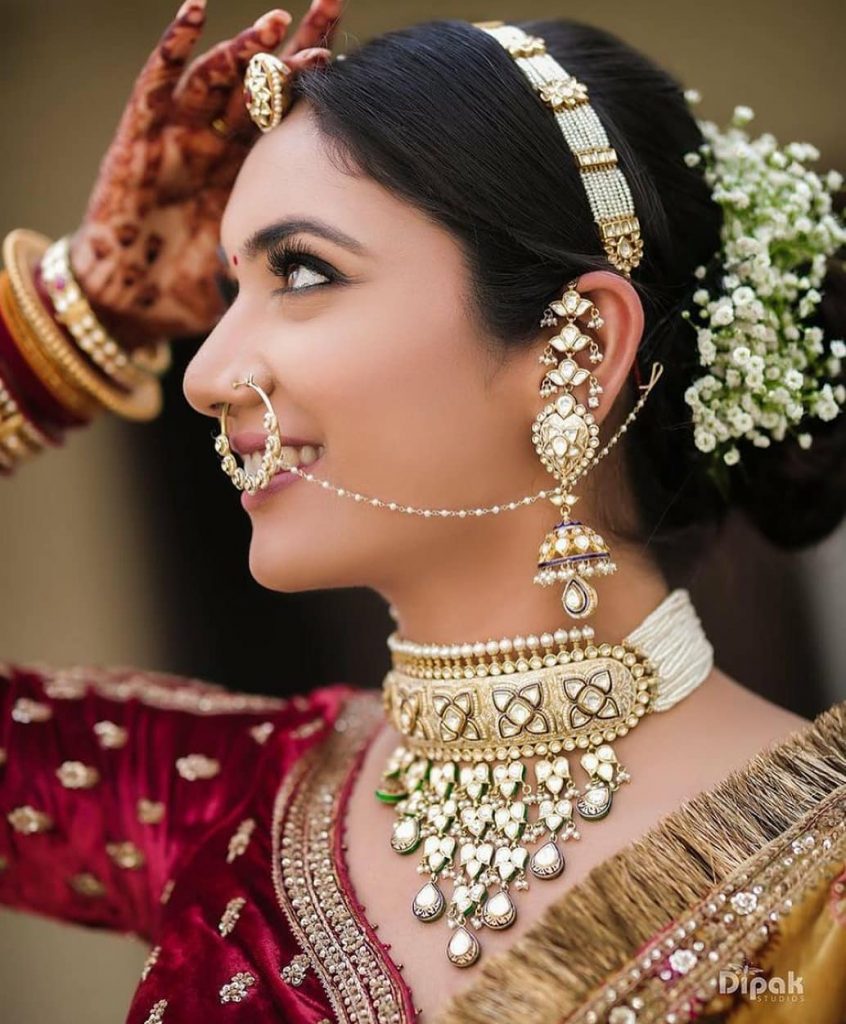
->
xmin=292 ymin=18 xmax=846 ymax=574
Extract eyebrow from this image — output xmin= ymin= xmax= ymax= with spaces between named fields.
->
xmin=226 ymin=217 xmax=367 ymax=265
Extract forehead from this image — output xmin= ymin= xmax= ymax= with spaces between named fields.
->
xmin=220 ymin=103 xmax=444 ymax=262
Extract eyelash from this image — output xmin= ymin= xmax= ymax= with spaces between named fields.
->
xmin=213 ymin=238 xmax=341 ymax=307
xmin=266 ymin=238 xmax=340 ymax=296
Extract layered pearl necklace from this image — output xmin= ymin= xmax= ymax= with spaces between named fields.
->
xmin=375 ymin=589 xmax=714 ymax=968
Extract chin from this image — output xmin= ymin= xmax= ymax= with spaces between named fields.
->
xmin=246 ymin=530 xmax=358 ymax=594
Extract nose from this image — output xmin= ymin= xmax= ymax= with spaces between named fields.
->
xmin=182 ymin=331 xmax=275 ymax=422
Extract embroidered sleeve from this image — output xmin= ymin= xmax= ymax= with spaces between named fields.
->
xmin=0 ymin=658 xmax=294 ymax=941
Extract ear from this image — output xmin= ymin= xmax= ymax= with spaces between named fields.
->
xmin=530 ymin=270 xmax=644 ymax=427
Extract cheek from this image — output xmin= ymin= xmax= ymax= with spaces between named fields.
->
xmin=305 ymin=295 xmax=489 ymax=476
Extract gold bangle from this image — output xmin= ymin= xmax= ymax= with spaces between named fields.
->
xmin=132 ymin=340 xmax=173 ymax=376
xmin=41 ymin=236 xmax=147 ymax=390
xmin=0 ymin=267 xmax=97 ymax=420
xmin=3 ymin=229 xmax=163 ymax=421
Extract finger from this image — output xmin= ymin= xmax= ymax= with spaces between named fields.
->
xmin=279 ymin=0 xmax=343 ymax=57
xmin=133 ymin=0 xmax=208 ymax=130
xmin=172 ymin=8 xmax=292 ymax=121
xmin=213 ymin=46 xmax=332 ymax=140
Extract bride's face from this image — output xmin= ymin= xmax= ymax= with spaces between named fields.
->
xmin=183 ymin=102 xmax=547 ymax=594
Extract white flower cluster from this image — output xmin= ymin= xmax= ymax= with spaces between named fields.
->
xmin=680 ymin=94 xmax=845 ymax=467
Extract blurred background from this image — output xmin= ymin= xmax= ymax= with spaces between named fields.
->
xmin=0 ymin=0 xmax=844 ymax=1020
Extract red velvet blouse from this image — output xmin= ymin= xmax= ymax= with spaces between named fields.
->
xmin=0 ymin=659 xmax=416 ymax=1023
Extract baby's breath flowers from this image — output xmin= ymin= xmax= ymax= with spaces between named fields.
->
xmin=679 ymin=94 xmax=845 ymax=471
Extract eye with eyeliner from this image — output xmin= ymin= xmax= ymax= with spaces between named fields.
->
xmin=266 ymin=237 xmax=343 ymax=296
xmin=213 ymin=237 xmax=344 ymax=308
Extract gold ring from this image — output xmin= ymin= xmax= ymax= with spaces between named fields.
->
xmin=210 ymin=116 xmax=231 ymax=139
xmin=243 ymin=52 xmax=294 ymax=133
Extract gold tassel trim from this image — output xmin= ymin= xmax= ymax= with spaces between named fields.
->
xmin=434 ymin=699 xmax=846 ymax=1024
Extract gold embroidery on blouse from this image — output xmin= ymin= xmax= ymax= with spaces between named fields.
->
xmin=93 ymin=720 xmax=129 ymax=749
xmin=271 ymin=692 xmax=412 ymax=1024
xmin=218 ymin=896 xmax=247 ymax=936
xmin=18 ymin=661 xmax=287 ymax=715
xmin=11 ymin=697 xmax=52 ymax=723
xmin=137 ymin=798 xmax=165 ymax=824
xmin=227 ymin=818 xmax=256 ymax=863
xmin=7 ymin=805 xmax=53 ymax=834
xmin=219 ymin=971 xmax=256 ymax=1003
xmin=143 ymin=998 xmax=167 ymax=1023
xmin=281 ymin=952 xmax=311 ymax=987
xmin=160 ymin=878 xmax=176 ymax=904
xmin=567 ymin=788 xmax=846 ymax=1024
xmin=69 ymin=872 xmax=106 ymax=897
xmin=176 ymin=753 xmax=221 ymax=780
xmin=106 ymin=840 xmax=146 ymax=869
xmin=249 ymin=721 xmax=275 ymax=744
xmin=56 ymin=760 xmax=100 ymax=789
xmin=141 ymin=945 xmax=161 ymax=981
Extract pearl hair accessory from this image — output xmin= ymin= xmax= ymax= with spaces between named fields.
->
xmin=474 ymin=21 xmax=644 ymax=278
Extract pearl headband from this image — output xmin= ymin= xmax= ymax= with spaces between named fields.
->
xmin=474 ymin=21 xmax=644 ymax=277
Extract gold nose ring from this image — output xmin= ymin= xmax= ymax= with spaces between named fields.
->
xmin=214 ymin=374 xmax=283 ymax=494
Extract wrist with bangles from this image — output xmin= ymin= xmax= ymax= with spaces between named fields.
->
xmin=0 ymin=226 xmax=172 ymax=474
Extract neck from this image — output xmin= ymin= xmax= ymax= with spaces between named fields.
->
xmin=380 ymin=526 xmax=670 ymax=646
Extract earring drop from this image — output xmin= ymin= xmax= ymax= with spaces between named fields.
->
xmin=532 ymin=280 xmax=616 ymax=621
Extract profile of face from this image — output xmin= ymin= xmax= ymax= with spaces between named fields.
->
xmin=182 ymin=101 xmax=640 ymax=604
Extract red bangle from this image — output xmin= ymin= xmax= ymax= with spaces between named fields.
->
xmin=0 ymin=297 xmax=83 ymax=433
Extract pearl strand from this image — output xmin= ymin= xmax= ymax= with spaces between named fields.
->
xmin=277 ymin=363 xmax=663 ymax=517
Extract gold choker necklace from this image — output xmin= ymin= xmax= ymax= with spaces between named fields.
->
xmin=375 ymin=589 xmax=713 ymax=968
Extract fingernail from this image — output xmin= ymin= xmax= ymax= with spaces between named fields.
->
xmin=177 ymin=0 xmax=206 ymax=18
xmin=254 ymin=8 xmax=291 ymax=28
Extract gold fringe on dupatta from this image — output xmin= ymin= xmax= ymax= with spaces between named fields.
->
xmin=435 ymin=699 xmax=846 ymax=1024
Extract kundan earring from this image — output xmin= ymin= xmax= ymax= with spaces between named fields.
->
xmin=532 ymin=279 xmax=614 ymax=622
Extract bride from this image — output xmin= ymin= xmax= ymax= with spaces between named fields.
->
xmin=1 ymin=2 xmax=844 ymax=1022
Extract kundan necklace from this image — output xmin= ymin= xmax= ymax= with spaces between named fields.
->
xmin=375 ymin=588 xmax=714 ymax=968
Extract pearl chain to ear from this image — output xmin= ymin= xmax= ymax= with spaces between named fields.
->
xmin=275 ymin=362 xmax=662 ymax=517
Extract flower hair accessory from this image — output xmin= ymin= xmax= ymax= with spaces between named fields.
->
xmin=681 ymin=95 xmax=845 ymax=469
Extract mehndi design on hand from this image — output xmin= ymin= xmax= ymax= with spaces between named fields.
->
xmin=68 ymin=0 xmax=341 ymax=347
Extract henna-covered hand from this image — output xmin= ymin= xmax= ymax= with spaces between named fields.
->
xmin=69 ymin=0 xmax=342 ymax=347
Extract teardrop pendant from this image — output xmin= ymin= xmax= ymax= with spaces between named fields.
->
xmin=576 ymin=781 xmax=613 ymax=820
xmin=529 ymin=839 xmax=566 ymax=879
xmin=447 ymin=925 xmax=481 ymax=967
xmin=413 ymin=881 xmax=446 ymax=922
xmin=563 ymin=576 xmax=596 ymax=619
xmin=481 ymin=889 xmax=516 ymax=929
xmin=391 ymin=816 xmax=421 ymax=854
